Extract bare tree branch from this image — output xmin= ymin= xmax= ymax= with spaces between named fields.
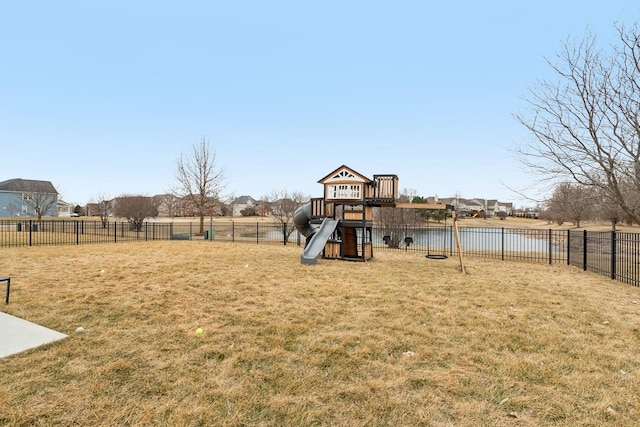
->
xmin=114 ymin=195 xmax=158 ymax=231
xmin=20 ymin=180 xmax=59 ymax=220
xmin=90 ymin=193 xmax=113 ymax=228
xmin=173 ymin=138 xmax=226 ymax=234
xmin=263 ymin=189 xmax=308 ymax=244
xmin=516 ymin=24 xmax=640 ymax=224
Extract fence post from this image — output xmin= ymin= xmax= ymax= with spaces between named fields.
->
xmin=404 ymin=225 xmax=408 ymax=252
xmin=548 ymin=229 xmax=552 ymax=264
xmin=282 ymin=223 xmax=287 ymax=245
xmin=29 ymin=220 xmax=33 ymax=246
xmin=76 ymin=221 xmax=80 ymax=245
xmin=501 ymin=227 xmax=505 ymax=261
xmin=611 ymin=230 xmax=616 ymax=280
xmin=232 ymin=222 xmax=235 ymax=242
xmin=583 ymin=230 xmax=588 ymax=271
xmin=567 ymin=230 xmax=570 ymax=265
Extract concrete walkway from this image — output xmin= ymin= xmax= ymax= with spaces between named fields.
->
xmin=0 ymin=312 xmax=68 ymax=359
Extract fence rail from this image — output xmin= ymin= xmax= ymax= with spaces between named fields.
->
xmin=1 ymin=219 xmax=638 ymax=287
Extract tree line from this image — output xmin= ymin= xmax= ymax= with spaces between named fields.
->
xmin=539 ymin=181 xmax=631 ymax=229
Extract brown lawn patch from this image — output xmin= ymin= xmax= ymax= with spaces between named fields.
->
xmin=1 ymin=242 xmax=639 ymax=426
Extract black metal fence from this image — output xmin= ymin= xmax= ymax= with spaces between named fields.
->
xmin=395 ymin=225 xmax=569 ymax=264
xmin=1 ymin=219 xmax=639 ymax=287
xmin=566 ymin=230 xmax=640 ymax=287
xmin=0 ymin=220 xmax=302 ymax=247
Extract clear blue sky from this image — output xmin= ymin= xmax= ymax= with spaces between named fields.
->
xmin=1 ymin=1 xmax=638 ymax=208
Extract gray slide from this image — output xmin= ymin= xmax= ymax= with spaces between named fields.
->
xmin=294 ymin=202 xmax=340 ymax=265
xmin=293 ymin=202 xmax=317 ymax=239
xmin=300 ymin=217 xmax=339 ymax=265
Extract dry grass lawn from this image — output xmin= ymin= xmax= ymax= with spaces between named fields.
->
xmin=1 ymin=242 xmax=639 ymax=426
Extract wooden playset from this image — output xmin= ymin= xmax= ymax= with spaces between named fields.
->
xmin=294 ymin=165 xmax=464 ymax=271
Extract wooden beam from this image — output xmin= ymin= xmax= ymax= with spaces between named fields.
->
xmin=393 ymin=203 xmax=450 ymax=210
xmin=451 ymin=210 xmax=466 ymax=274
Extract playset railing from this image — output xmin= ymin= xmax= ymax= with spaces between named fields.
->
xmin=365 ymin=174 xmax=398 ymax=204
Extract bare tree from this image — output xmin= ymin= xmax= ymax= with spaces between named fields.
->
xmin=516 ymin=23 xmax=640 ymax=224
xmin=157 ymin=194 xmax=181 ymax=218
xmin=594 ymin=192 xmax=624 ymax=230
xmin=538 ymin=207 xmax=557 ymax=225
xmin=220 ymin=192 xmax=236 ymax=218
xmin=547 ymin=182 xmax=593 ymax=227
xmin=375 ymin=189 xmax=423 ymax=248
xmin=91 ymin=194 xmax=113 ymax=228
xmin=114 ymin=195 xmax=158 ymax=231
xmin=21 ymin=180 xmax=59 ymax=220
xmin=263 ymin=190 xmax=307 ymax=244
xmin=241 ymin=206 xmax=257 ymax=216
xmin=593 ymin=178 xmax=640 ymax=229
xmin=174 ymin=138 xmax=225 ymax=234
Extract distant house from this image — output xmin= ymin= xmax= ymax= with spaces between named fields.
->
xmin=462 ymin=198 xmax=487 ymax=216
xmin=56 ymin=200 xmax=74 ymax=217
xmin=513 ymin=207 xmax=540 ymax=219
xmin=497 ymin=202 xmax=513 ymax=216
xmin=0 ymin=178 xmax=58 ymax=217
xmin=232 ymin=196 xmax=257 ymax=216
xmin=425 ymin=196 xmax=514 ymax=218
xmin=485 ymin=200 xmax=499 ymax=217
xmin=153 ymin=194 xmax=181 ymax=217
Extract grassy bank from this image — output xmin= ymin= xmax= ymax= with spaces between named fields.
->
xmin=1 ymin=242 xmax=639 ymax=426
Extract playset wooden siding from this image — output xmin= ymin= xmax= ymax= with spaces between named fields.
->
xmin=366 ymin=175 xmax=398 ymax=205
xmin=310 ymin=198 xmax=325 ymax=220
xmin=324 ymin=241 xmax=341 ymax=259
xmin=343 ymin=205 xmax=373 ymax=221
xmin=365 ymin=243 xmax=373 ymax=259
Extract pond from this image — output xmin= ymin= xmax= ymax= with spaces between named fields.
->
xmin=374 ymin=227 xmax=565 ymax=253
xmin=221 ymin=223 xmax=566 ymax=255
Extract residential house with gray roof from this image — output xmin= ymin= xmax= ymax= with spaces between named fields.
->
xmin=232 ymin=195 xmax=257 ymax=216
xmin=0 ymin=178 xmax=58 ymax=217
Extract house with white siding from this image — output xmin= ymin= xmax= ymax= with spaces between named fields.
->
xmin=426 ymin=196 xmax=513 ymax=217
xmin=232 ymin=195 xmax=258 ymax=216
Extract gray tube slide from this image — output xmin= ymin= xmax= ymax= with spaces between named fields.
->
xmin=300 ymin=218 xmax=339 ymax=265
xmin=293 ymin=202 xmax=318 ymax=240
xmin=294 ymin=202 xmax=340 ymax=265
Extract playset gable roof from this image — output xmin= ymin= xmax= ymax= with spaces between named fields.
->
xmin=317 ymin=165 xmax=372 ymax=185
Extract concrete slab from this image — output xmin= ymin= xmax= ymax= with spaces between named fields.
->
xmin=0 ymin=312 xmax=68 ymax=359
